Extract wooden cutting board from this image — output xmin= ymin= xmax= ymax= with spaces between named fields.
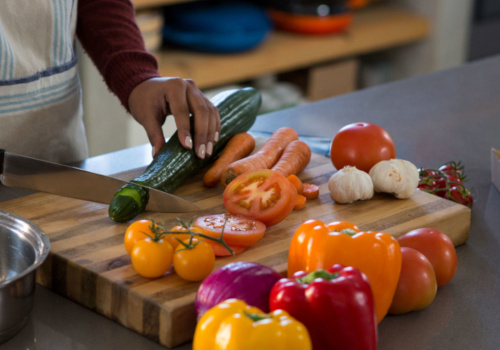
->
xmin=0 ymin=152 xmax=471 ymax=348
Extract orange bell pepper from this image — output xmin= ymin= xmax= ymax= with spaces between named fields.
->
xmin=288 ymin=219 xmax=402 ymax=323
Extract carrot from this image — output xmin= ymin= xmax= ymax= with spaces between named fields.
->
xmin=220 ymin=127 xmax=299 ymax=186
xmin=302 ymin=183 xmax=320 ymax=200
xmin=294 ymin=194 xmax=307 ymax=210
xmin=287 ymin=174 xmax=304 ymax=194
xmin=203 ymin=133 xmax=255 ymax=187
xmin=272 ymin=140 xmax=311 ymax=177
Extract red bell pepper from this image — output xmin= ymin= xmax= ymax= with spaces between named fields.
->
xmin=270 ymin=264 xmax=377 ymax=350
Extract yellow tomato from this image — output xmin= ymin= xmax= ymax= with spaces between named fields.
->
xmin=124 ymin=219 xmax=156 ymax=255
xmin=131 ymin=238 xmax=173 ymax=278
xmin=166 ymin=225 xmax=204 ymax=250
xmin=173 ymin=238 xmax=215 ymax=282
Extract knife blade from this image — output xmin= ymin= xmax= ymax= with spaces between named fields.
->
xmin=0 ymin=149 xmax=200 ymax=213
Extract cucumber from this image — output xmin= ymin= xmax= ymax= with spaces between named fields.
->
xmin=108 ymin=87 xmax=262 ymax=222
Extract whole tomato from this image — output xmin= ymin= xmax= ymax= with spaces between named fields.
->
xmin=330 ymin=122 xmax=396 ymax=173
xmin=447 ymin=186 xmax=474 ymax=208
xmin=124 ymin=219 xmax=157 ymax=255
xmin=438 ymin=161 xmax=464 ymax=176
xmin=173 ymin=238 xmax=215 ymax=282
xmin=131 ymin=237 xmax=174 ymax=278
xmin=389 ymin=247 xmax=437 ymax=315
xmin=397 ymin=228 xmax=457 ymax=287
xmin=166 ymin=225 xmax=203 ymax=250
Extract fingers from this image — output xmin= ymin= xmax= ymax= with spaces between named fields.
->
xmin=168 ymin=79 xmax=220 ymax=159
xmin=128 ymin=77 xmax=220 ymax=160
xmin=167 ymin=81 xmax=193 ymax=152
xmin=128 ymin=79 xmax=167 ymax=158
xmin=144 ymin=118 xmax=166 ymax=158
xmin=134 ymin=105 xmax=166 ymax=158
xmin=187 ymin=86 xmax=220 ymax=158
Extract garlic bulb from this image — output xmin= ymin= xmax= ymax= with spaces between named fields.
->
xmin=369 ymin=159 xmax=419 ymax=199
xmin=328 ymin=166 xmax=374 ymax=204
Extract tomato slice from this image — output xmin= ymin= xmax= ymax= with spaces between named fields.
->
xmin=222 ymin=170 xmax=298 ymax=226
xmin=302 ymin=183 xmax=320 ymax=200
xmin=206 ymin=241 xmax=246 ymax=257
xmin=194 ymin=214 xmax=266 ymax=247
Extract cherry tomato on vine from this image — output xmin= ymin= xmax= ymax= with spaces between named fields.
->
xmin=446 ymin=174 xmax=463 ymax=184
xmin=429 ymin=176 xmax=447 ymax=197
xmin=173 ymin=238 xmax=215 ymax=282
xmin=124 ymin=219 xmax=157 ymax=255
xmin=447 ymin=186 xmax=474 ymax=208
xmin=223 ymin=170 xmax=297 ymax=226
xmin=168 ymin=223 xmax=246 ymax=257
xmin=439 ymin=162 xmax=463 ymax=175
xmin=389 ymin=247 xmax=437 ymax=315
xmin=419 ymin=168 xmax=438 ymax=178
xmin=131 ymin=238 xmax=173 ymax=278
xmin=166 ymin=225 xmax=203 ymax=250
xmin=330 ymin=122 xmax=396 ymax=173
xmin=398 ymin=228 xmax=457 ymax=287
xmin=418 ymin=161 xmax=473 ymax=208
xmin=417 ymin=180 xmax=437 ymax=193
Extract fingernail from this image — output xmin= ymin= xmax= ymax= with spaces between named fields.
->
xmin=185 ymin=136 xmax=193 ymax=149
xmin=214 ymin=132 xmax=219 ymax=142
xmin=206 ymin=142 xmax=213 ymax=156
xmin=151 ymin=146 xmax=157 ymax=158
xmin=197 ymin=144 xmax=206 ymax=159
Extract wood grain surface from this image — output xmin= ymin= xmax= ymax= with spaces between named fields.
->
xmin=0 ymin=152 xmax=470 ymax=348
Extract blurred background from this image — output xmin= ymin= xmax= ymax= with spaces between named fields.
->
xmin=77 ymin=0 xmax=500 ymax=157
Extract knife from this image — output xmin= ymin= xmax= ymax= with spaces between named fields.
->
xmin=0 ymin=149 xmax=200 ymax=213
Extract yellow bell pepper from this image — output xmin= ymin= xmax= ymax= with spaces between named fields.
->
xmin=193 ymin=299 xmax=312 ymax=350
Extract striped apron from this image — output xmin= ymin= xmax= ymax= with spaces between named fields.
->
xmin=0 ymin=0 xmax=88 ymax=163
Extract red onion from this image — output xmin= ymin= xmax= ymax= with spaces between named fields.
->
xmin=195 ymin=261 xmax=282 ymax=319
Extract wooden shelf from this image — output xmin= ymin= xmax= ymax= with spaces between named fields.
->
xmin=133 ymin=0 xmax=199 ymax=10
xmin=153 ymin=5 xmax=430 ymax=89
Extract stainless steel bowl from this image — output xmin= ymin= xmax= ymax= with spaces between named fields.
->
xmin=0 ymin=210 xmax=50 ymax=344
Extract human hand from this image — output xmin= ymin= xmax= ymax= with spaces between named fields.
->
xmin=128 ymin=77 xmax=220 ymax=159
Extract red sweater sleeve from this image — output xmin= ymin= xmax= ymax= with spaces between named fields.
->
xmin=76 ymin=0 xmax=161 ymax=111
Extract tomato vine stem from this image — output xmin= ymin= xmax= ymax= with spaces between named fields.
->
xmin=153 ymin=216 xmax=235 ymax=256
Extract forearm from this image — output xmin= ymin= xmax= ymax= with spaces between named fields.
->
xmin=76 ymin=0 xmax=160 ymax=110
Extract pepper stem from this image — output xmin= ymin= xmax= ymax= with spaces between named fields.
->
xmin=340 ymin=228 xmax=359 ymax=236
xmin=297 ymin=270 xmax=339 ymax=284
xmin=244 ymin=311 xmax=272 ymax=322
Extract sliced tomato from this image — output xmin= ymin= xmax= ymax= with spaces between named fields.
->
xmin=302 ymin=183 xmax=320 ymax=200
xmin=194 ymin=214 xmax=266 ymax=247
xmin=222 ymin=169 xmax=298 ymax=226
xmin=206 ymin=241 xmax=247 ymax=257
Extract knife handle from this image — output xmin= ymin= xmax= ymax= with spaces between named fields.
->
xmin=0 ymin=149 xmax=4 ymax=175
